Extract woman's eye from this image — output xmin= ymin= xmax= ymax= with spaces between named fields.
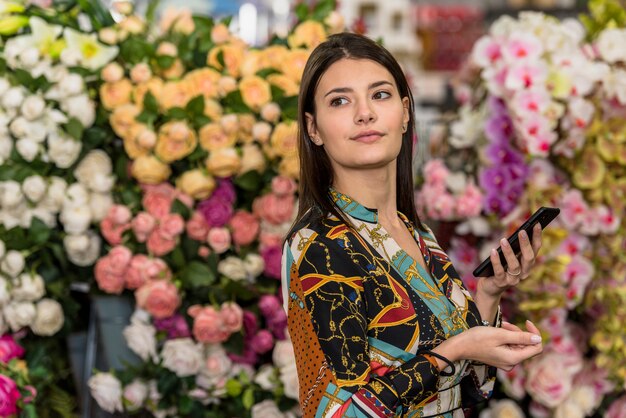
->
xmin=329 ymin=97 xmax=348 ymax=107
xmin=373 ymin=90 xmax=391 ymax=100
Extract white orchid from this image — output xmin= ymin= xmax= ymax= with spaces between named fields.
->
xmin=63 ymin=28 xmax=118 ymax=70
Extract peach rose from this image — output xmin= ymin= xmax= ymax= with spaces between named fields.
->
xmin=269 ymin=121 xmax=297 ymax=158
xmin=260 ymin=102 xmax=281 ymax=123
xmin=220 ymin=302 xmax=243 ymax=333
xmin=207 ymin=227 xmax=231 ymax=254
xmin=241 ymin=50 xmax=261 ymax=77
xmin=100 ymin=205 xmax=131 ymax=245
xmin=237 ymin=113 xmax=256 ymax=143
xmin=198 ymin=122 xmax=236 ymax=152
xmin=135 ymin=280 xmax=180 ymax=319
xmin=266 ymin=73 xmax=299 ymax=97
xmin=187 ymin=305 xmax=230 ymax=343
xmin=220 ymin=114 xmax=239 ymax=134
xmin=142 ymin=185 xmax=173 ymax=219
xmin=281 ymin=49 xmax=310 ymax=82
xmin=258 ymin=45 xmax=288 ymax=70
xmin=207 ymin=44 xmax=245 ymax=78
xmin=271 ymin=175 xmax=297 ymax=196
xmin=288 ymin=21 xmax=326 ymax=49
xmin=186 ymin=211 xmax=210 ymax=242
xmin=110 ymin=104 xmax=141 ymax=139
xmin=99 ymin=27 xmax=118 ymax=45
xmin=253 ymin=193 xmax=295 ymax=225
xmin=217 ymin=76 xmax=238 ymax=97
xmin=100 ymin=79 xmax=133 ymax=111
xmin=184 ymin=68 xmax=221 ymax=99
xmin=252 ymin=121 xmax=272 ymax=143
xmin=125 ymin=255 xmax=171 ymax=289
xmin=324 ymin=11 xmax=345 ymax=34
xmin=156 ymin=41 xmax=178 ymax=57
xmin=154 ymin=121 xmax=197 ymax=163
xmin=176 ymin=169 xmax=216 ymax=200
xmin=204 ymin=99 xmax=223 ymax=121
xmin=239 ymin=143 xmax=266 ymax=174
xmin=159 ymin=7 xmax=194 ymax=34
xmin=211 ymin=23 xmax=231 ymax=44
xmin=146 ymin=230 xmax=177 ymax=256
xmin=119 ymin=15 xmax=145 ymax=35
xmin=205 ymin=147 xmax=241 ymax=178
xmin=161 ymin=58 xmax=185 ymax=80
xmin=131 ymin=212 xmax=156 ymax=242
xmin=159 ymin=213 xmax=185 ymax=240
xmin=159 ymin=81 xmax=190 ymax=110
xmin=525 ymin=352 xmax=575 ymax=408
xmin=94 ymin=246 xmax=132 ymax=294
xmin=101 ymin=62 xmax=124 ymax=83
xmin=130 ymin=63 xmax=152 ymax=84
xmin=229 ymin=210 xmax=259 ymax=246
xmin=131 ymin=155 xmax=172 ymax=184
xmin=122 ymin=124 xmax=153 ymax=159
xmin=278 ymin=155 xmax=299 ymax=179
xmin=133 ymin=77 xmax=164 ymax=109
xmin=239 ymin=76 xmax=272 ymax=111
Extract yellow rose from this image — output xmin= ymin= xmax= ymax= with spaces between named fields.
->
xmin=199 ymin=122 xmax=237 ymax=152
xmin=160 ymin=58 xmax=185 ymax=80
xmin=279 ymin=155 xmax=300 ymax=180
xmin=218 ymin=76 xmax=238 ymax=97
xmin=270 ymin=121 xmax=298 ymax=158
xmin=177 ymin=169 xmax=216 ymax=199
xmin=238 ymin=113 xmax=256 ymax=144
xmin=282 ymin=49 xmax=310 ymax=82
xmin=159 ymin=80 xmax=191 ymax=110
xmin=207 ymin=43 xmax=245 ymax=78
xmin=184 ymin=68 xmax=221 ymax=99
xmin=123 ymin=123 xmax=153 ymax=159
xmin=131 ymin=154 xmax=172 ymax=184
xmin=239 ymin=75 xmax=272 ymax=111
xmin=133 ymin=77 xmax=164 ymax=109
xmin=241 ymin=50 xmax=261 ymax=77
xmin=258 ymin=45 xmax=288 ymax=70
xmin=266 ymin=73 xmax=299 ymax=97
xmin=204 ymin=98 xmax=223 ymax=121
xmin=100 ymin=79 xmax=133 ymax=111
xmin=155 ymin=121 xmax=198 ymax=163
xmin=239 ymin=143 xmax=267 ymax=174
xmin=206 ymin=147 xmax=241 ymax=178
xmin=110 ymin=103 xmax=141 ymax=139
xmin=288 ymin=21 xmax=326 ymax=49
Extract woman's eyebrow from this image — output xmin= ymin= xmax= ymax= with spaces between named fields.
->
xmin=323 ymin=80 xmax=393 ymax=98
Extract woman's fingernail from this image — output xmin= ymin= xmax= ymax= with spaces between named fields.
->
xmin=531 ymin=335 xmax=542 ymax=344
xmin=520 ymin=230 xmax=528 ymax=239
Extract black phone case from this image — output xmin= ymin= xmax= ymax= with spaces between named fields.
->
xmin=472 ymin=207 xmax=560 ymax=277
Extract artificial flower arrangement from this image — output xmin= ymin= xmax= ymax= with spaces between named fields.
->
xmin=417 ymin=0 xmax=626 ymax=416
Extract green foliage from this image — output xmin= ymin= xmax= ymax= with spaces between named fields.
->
xmin=581 ymin=0 xmax=626 ymax=40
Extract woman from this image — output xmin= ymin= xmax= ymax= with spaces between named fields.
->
xmin=281 ymin=32 xmax=543 ymax=417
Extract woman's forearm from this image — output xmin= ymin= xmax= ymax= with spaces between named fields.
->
xmin=474 ymin=281 xmax=502 ymax=326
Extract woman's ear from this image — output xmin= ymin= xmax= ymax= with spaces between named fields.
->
xmin=305 ymin=112 xmax=323 ymax=145
xmin=402 ymin=97 xmax=410 ymax=128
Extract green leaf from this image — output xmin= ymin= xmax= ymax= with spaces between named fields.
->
xmin=277 ymin=95 xmax=299 ymax=120
xmin=156 ymin=55 xmax=175 ymax=69
xmin=28 ymin=217 xmax=51 ymax=245
xmin=48 ymin=385 xmax=77 ymax=418
xmin=83 ymin=126 xmax=108 ymax=150
xmin=225 ymin=378 xmax=242 ymax=397
xmin=145 ymin=0 xmax=161 ymax=26
xmin=1 ymin=227 xmax=28 ymax=250
xmin=77 ymin=0 xmax=115 ymax=28
xmin=185 ymin=94 xmax=205 ymax=117
xmin=22 ymin=403 xmax=37 ymax=418
xmin=13 ymin=68 xmax=34 ymax=88
xmin=144 ymin=91 xmax=159 ymax=114
xmin=313 ymin=0 xmax=335 ymax=21
xmin=295 ymin=2 xmax=309 ymax=22
xmin=234 ymin=170 xmax=262 ymax=192
xmin=120 ymin=37 xmax=155 ymax=65
xmin=242 ymin=387 xmax=255 ymax=410
xmin=0 ymin=164 xmax=37 ymax=182
xmin=166 ymin=107 xmax=188 ymax=120
xmin=182 ymin=261 xmax=215 ymax=288
xmin=63 ymin=117 xmax=85 ymax=141
xmin=170 ymin=246 xmax=186 ymax=270
xmin=171 ymin=198 xmax=191 ymax=220
xmin=223 ymin=90 xmax=251 ymax=113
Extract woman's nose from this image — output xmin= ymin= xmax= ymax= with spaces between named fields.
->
xmin=355 ymin=102 xmax=376 ymax=124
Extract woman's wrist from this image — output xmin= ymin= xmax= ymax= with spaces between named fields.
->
xmin=432 ymin=334 xmax=464 ymax=365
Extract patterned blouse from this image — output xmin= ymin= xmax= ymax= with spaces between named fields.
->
xmin=281 ymin=190 xmax=501 ymax=418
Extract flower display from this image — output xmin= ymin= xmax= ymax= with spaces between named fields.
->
xmin=418 ymin=0 xmax=626 ymax=415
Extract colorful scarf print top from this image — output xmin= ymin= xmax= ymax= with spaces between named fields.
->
xmin=281 ymin=190 xmax=500 ymax=417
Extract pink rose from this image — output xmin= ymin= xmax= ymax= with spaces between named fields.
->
xmin=253 ymin=193 xmax=295 ymax=225
xmin=0 ymin=334 xmax=25 ymax=363
xmin=159 ymin=213 xmax=184 ymax=240
xmin=259 ymin=232 xmax=283 ymax=248
xmin=100 ymin=205 xmax=133 ymax=245
xmin=525 ymin=352 xmax=575 ymax=407
xmin=260 ymin=245 xmax=281 ymax=279
xmin=186 ymin=211 xmax=210 ymax=242
xmin=251 ymin=330 xmax=274 ymax=354
xmin=271 ymin=176 xmax=297 ymax=196
xmin=135 ymin=280 xmax=180 ymax=319
xmin=0 ymin=375 xmax=20 ymax=416
xmin=229 ymin=211 xmax=259 ymax=246
xmin=94 ymin=246 xmax=132 ymax=294
xmin=187 ymin=305 xmax=230 ymax=343
xmin=146 ymin=230 xmax=177 ymax=256
xmin=142 ymin=184 xmax=174 ymax=219
xmin=220 ymin=302 xmax=243 ymax=333
xmin=605 ymin=395 xmax=626 ymax=418
xmin=455 ymin=182 xmax=483 ymax=218
xmin=125 ymin=255 xmax=172 ymax=289
xmin=207 ymin=227 xmax=231 ymax=254
xmin=258 ymin=295 xmax=281 ymax=317
xmin=198 ymin=246 xmax=211 ymax=258
xmin=131 ymin=212 xmax=156 ymax=243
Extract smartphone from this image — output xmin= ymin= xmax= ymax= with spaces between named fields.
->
xmin=472 ymin=207 xmax=560 ymax=277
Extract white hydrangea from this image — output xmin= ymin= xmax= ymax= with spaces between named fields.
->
xmin=22 ymin=175 xmax=47 ymax=203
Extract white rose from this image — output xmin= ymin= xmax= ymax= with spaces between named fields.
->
xmin=251 ymin=400 xmax=285 ymax=418
xmin=31 ymin=298 xmax=64 ymax=336
xmin=31 ymin=204 xmax=57 ymax=228
xmin=89 ymin=193 xmax=114 ymax=222
xmin=568 ymin=386 xmax=597 ymax=415
xmin=0 ymin=209 xmax=22 ymax=230
xmin=62 ymin=94 xmax=95 ymax=128
xmin=0 ymin=78 xmax=10 ymax=96
xmin=59 ymin=205 xmax=92 ymax=234
xmin=244 ymin=253 xmax=265 ymax=278
xmin=0 ymin=135 xmax=12 ymax=163
xmin=597 ymin=28 xmax=626 ymax=63
xmin=21 ymin=95 xmax=46 ymax=121
xmin=272 ymin=339 xmax=295 ymax=369
xmin=9 ymin=116 xmax=29 ymax=138
xmin=64 ymin=232 xmax=101 ymax=266
xmin=27 ymin=120 xmax=48 ymax=142
xmin=64 ymin=183 xmax=90 ymax=206
xmin=0 ymin=277 xmax=10 ymax=306
xmin=2 ymin=87 xmax=25 ymax=109
xmin=41 ymin=177 xmax=68 ymax=213
xmin=254 ymin=365 xmax=278 ymax=391
xmin=15 ymin=137 xmax=39 ymax=162
xmin=202 ymin=345 xmax=232 ymax=383
xmin=1 ymin=181 xmax=24 ymax=208
xmin=123 ymin=380 xmax=148 ymax=411
xmin=58 ymin=73 xmax=85 ymax=97
xmin=87 ymin=373 xmax=123 ymax=413
xmin=161 ymin=338 xmax=203 ymax=377
xmin=479 ymin=399 xmax=525 ymax=418
xmin=19 ymin=47 xmax=40 ymax=68
xmin=22 ymin=175 xmax=47 ymax=203
xmin=217 ymin=256 xmax=248 ymax=281
xmin=11 ymin=272 xmax=45 ymax=302
xmin=47 ymin=133 xmax=82 ymax=168
xmin=1 ymin=250 xmax=25 ymax=277
xmin=123 ymin=320 xmax=158 ymax=362
xmin=554 ymin=401 xmax=584 ymax=418
xmin=18 ymin=206 xmax=34 ymax=229
xmin=279 ymin=362 xmax=299 ymax=400
xmin=3 ymin=301 xmax=36 ymax=331
xmin=74 ymin=150 xmax=114 ymax=192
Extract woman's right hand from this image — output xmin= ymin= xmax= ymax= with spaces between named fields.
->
xmin=432 ymin=320 xmax=543 ymax=371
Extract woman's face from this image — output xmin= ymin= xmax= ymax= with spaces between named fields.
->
xmin=306 ymin=58 xmax=410 ymax=174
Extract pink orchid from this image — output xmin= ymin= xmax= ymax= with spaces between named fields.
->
xmin=595 ymin=205 xmax=620 ymax=234
xmin=511 ymin=89 xmax=551 ymax=115
xmin=502 ymin=32 xmax=543 ymax=63
xmin=524 ymin=129 xmax=557 ymax=157
xmin=471 ymin=36 xmax=503 ymax=68
xmin=422 ymin=159 xmax=450 ymax=187
xmin=505 ymin=62 xmax=548 ymax=91
xmin=560 ymin=189 xmax=588 ymax=229
xmin=483 ymin=64 xmax=509 ymax=96
xmin=556 ymin=233 xmax=590 ymax=257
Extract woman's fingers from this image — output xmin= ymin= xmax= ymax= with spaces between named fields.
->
xmin=500 ymin=238 xmax=521 ymax=276
xmin=501 ymin=321 xmax=522 ymax=332
xmin=518 ymin=230 xmax=535 ymax=272
xmin=490 ymin=248 xmax=505 ymax=278
xmin=525 ymin=319 xmax=541 ymax=335
xmin=531 ymin=223 xmax=542 ymax=253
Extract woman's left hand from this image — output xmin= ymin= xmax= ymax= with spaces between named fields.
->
xmin=478 ymin=223 xmax=543 ymax=298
